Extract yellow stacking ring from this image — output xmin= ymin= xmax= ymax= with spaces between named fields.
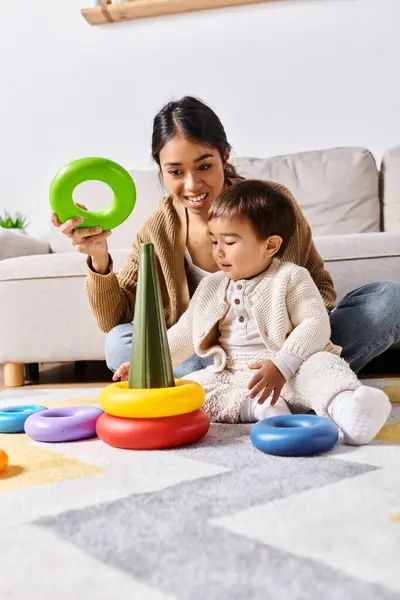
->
xmin=99 ymin=379 xmax=205 ymax=418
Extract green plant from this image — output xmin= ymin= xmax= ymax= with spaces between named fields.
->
xmin=0 ymin=211 xmax=29 ymax=229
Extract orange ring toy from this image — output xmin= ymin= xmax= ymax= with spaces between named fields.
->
xmin=0 ymin=449 xmax=8 ymax=473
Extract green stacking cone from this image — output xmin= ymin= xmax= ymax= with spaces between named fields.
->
xmin=128 ymin=242 xmax=175 ymax=390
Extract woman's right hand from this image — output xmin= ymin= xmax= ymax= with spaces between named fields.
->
xmin=51 ymin=204 xmax=112 ymax=272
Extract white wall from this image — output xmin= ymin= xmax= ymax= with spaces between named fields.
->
xmin=1 ymin=0 xmax=399 ymax=235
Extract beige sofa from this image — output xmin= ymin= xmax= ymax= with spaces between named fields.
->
xmin=1 ymin=145 xmax=400 ymax=387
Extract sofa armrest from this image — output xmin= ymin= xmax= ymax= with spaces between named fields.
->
xmin=314 ymin=231 xmax=400 ymax=302
xmin=0 ymin=229 xmax=51 ymax=260
xmin=381 ymin=146 xmax=400 ymax=233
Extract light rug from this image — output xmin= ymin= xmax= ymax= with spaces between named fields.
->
xmin=0 ymin=379 xmax=399 ymax=600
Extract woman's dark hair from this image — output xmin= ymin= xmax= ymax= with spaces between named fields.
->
xmin=208 ymin=179 xmax=297 ymax=257
xmin=151 ymin=96 xmax=241 ymax=180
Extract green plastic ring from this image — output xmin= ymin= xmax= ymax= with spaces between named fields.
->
xmin=49 ymin=157 xmax=136 ymax=231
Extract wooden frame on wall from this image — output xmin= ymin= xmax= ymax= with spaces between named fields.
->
xmin=81 ymin=0 xmax=284 ymax=26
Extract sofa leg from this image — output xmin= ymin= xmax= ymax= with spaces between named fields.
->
xmin=25 ymin=363 xmax=39 ymax=384
xmin=4 ymin=363 xmax=25 ymax=388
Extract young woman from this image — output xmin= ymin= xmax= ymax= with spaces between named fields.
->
xmin=52 ymin=96 xmax=400 ymax=377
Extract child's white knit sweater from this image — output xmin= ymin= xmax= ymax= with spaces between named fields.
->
xmin=167 ymin=258 xmax=341 ymax=374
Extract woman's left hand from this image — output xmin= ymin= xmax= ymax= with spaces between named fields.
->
xmin=112 ymin=361 xmax=130 ymax=382
xmin=248 ymin=359 xmax=286 ymax=405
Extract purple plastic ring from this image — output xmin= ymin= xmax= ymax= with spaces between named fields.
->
xmin=24 ymin=406 xmax=104 ymax=442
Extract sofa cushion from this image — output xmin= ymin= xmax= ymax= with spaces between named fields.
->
xmin=234 ymin=147 xmax=380 ymax=236
xmin=0 ymin=250 xmax=133 ymax=363
xmin=314 ymin=231 xmax=400 ymax=302
xmin=0 ymin=229 xmax=50 ymax=260
xmin=381 ymin=146 xmax=400 ymax=233
xmin=47 ymin=168 xmax=163 ymax=253
xmin=0 ymin=250 xmax=130 ymax=282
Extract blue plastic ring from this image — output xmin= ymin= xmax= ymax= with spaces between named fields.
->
xmin=250 ymin=414 xmax=339 ymax=457
xmin=0 ymin=405 xmax=48 ymax=433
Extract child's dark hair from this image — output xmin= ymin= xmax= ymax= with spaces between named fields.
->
xmin=151 ymin=96 xmax=241 ymax=181
xmin=208 ymin=180 xmax=297 ymax=257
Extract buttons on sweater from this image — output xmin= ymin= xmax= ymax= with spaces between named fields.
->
xmin=219 ymin=275 xmax=266 ymax=347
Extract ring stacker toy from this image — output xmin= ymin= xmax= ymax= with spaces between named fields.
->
xmin=49 ymin=157 xmax=136 ymax=231
xmin=49 ymin=158 xmax=208 ymax=450
xmin=97 ymin=242 xmax=210 ymax=450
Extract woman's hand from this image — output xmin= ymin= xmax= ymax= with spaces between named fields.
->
xmin=248 ymin=359 xmax=286 ymax=405
xmin=112 ymin=361 xmax=130 ymax=382
xmin=51 ymin=203 xmax=112 ymax=270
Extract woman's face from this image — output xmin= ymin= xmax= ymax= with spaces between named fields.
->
xmin=159 ymin=133 xmax=228 ymax=216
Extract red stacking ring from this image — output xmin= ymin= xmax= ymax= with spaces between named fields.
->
xmin=96 ymin=409 xmax=210 ymax=450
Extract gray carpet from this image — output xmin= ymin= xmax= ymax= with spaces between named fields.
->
xmin=1 ymin=386 xmax=400 ymax=599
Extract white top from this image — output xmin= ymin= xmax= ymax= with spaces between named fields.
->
xmin=219 ymin=271 xmax=267 ymax=355
xmin=218 ymin=269 xmax=303 ymax=380
xmin=184 ymin=248 xmax=210 ymax=291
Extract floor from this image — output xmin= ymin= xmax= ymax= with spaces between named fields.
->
xmin=1 ymin=378 xmax=399 ymax=599
xmin=0 ymin=349 xmax=399 ymax=390
xmin=1 ymin=355 xmax=399 ymax=599
xmin=0 ymin=361 xmax=110 ymax=391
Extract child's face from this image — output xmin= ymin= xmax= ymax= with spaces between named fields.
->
xmin=209 ymin=216 xmax=281 ymax=280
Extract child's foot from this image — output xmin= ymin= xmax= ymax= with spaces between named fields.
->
xmin=328 ymin=386 xmax=391 ymax=445
xmin=240 ymin=395 xmax=291 ymax=423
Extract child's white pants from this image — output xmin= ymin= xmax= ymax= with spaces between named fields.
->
xmin=183 ymin=351 xmax=360 ymax=424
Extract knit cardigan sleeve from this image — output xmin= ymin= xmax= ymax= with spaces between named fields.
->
xmin=275 ymin=267 xmax=332 ymax=362
xmin=85 ymin=242 xmax=140 ymax=333
xmin=85 ymin=196 xmax=185 ymax=333
xmin=85 ymin=204 xmax=167 ymax=333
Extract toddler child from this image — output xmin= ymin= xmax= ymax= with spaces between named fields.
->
xmin=114 ymin=180 xmax=391 ymax=445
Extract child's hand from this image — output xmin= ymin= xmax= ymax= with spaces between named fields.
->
xmin=112 ymin=361 xmax=130 ymax=382
xmin=248 ymin=360 xmax=286 ymax=406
